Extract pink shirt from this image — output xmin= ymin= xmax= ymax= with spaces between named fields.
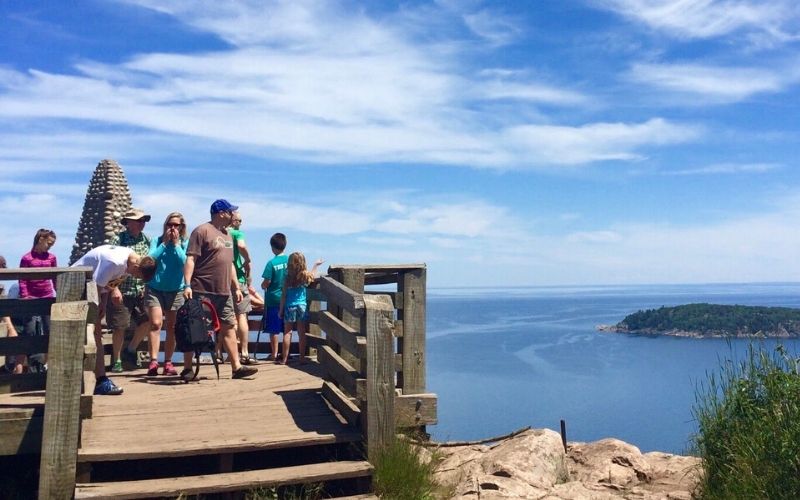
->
xmin=19 ymin=251 xmax=57 ymax=298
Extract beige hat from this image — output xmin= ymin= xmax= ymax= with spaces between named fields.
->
xmin=121 ymin=207 xmax=151 ymax=223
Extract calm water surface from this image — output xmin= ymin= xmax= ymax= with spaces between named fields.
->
xmin=426 ymin=283 xmax=800 ymax=454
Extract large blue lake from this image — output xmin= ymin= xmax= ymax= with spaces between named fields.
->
xmin=425 ymin=283 xmax=800 ymax=454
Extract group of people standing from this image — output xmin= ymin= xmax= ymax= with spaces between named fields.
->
xmin=3 ymin=199 xmax=323 ymax=397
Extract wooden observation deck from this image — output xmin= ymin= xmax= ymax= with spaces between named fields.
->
xmin=0 ymin=264 xmax=436 ymax=499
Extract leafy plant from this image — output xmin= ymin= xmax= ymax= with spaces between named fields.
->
xmin=692 ymin=344 xmax=800 ymax=499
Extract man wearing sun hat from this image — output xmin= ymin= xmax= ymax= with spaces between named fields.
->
xmin=109 ymin=207 xmax=152 ymax=373
xmin=182 ymin=199 xmax=258 ymax=381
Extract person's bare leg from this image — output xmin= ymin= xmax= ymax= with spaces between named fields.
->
xmin=127 ymin=320 xmax=150 ymax=353
xmin=271 ymin=333 xmax=279 ymax=360
xmin=236 ymin=313 xmax=249 ymax=359
xmin=220 ymin=326 xmax=242 ymax=372
xmin=112 ymin=328 xmax=124 ymax=363
xmin=94 ymin=318 xmax=106 ymax=377
xmin=297 ymin=321 xmax=307 ymax=364
xmin=164 ymin=311 xmax=177 ymax=362
xmin=147 ymin=305 xmax=164 ymax=361
xmin=281 ymin=324 xmax=292 ymax=364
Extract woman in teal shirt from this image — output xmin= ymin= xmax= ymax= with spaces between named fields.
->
xmin=144 ymin=212 xmax=189 ymax=376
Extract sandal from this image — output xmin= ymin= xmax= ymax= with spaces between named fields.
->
xmin=240 ymin=356 xmax=258 ymax=365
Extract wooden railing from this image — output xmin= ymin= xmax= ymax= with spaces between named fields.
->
xmin=309 ymin=264 xmax=437 ymax=459
xmin=0 ymin=267 xmax=97 ymax=500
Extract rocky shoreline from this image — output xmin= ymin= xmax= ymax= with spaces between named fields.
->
xmin=428 ymin=428 xmax=700 ymax=499
xmin=595 ymin=324 xmax=796 ymax=338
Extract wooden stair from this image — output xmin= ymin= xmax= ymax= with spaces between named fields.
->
xmin=74 ymin=460 xmax=373 ymax=499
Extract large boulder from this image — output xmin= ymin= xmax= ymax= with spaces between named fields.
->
xmin=432 ymin=430 xmax=701 ymax=499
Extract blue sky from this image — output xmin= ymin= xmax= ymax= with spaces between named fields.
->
xmin=1 ymin=0 xmax=799 ymax=286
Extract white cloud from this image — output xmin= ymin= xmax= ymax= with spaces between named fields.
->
xmin=594 ymin=0 xmax=800 ymax=42
xmin=463 ymin=9 xmax=522 ymax=46
xmin=567 ymin=230 xmax=623 ymax=243
xmin=500 ymin=118 xmax=701 ymax=165
xmin=665 ymin=162 xmax=781 ymax=175
xmin=629 ymin=62 xmax=790 ymax=101
xmin=0 ymin=1 xmax=700 ymax=171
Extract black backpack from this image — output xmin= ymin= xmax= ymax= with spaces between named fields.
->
xmin=175 ymin=297 xmax=221 ymax=382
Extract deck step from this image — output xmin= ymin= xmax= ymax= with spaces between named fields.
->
xmin=74 ymin=460 xmax=373 ymax=499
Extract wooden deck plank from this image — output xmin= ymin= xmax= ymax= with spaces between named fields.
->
xmin=78 ymin=361 xmax=362 ymax=462
xmin=74 ymin=460 xmax=373 ymax=499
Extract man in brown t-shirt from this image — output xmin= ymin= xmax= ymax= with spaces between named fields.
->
xmin=182 ymin=199 xmax=257 ymax=381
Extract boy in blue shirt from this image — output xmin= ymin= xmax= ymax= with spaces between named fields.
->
xmin=260 ymin=233 xmax=288 ymax=362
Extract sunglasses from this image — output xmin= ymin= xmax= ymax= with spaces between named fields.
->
xmin=166 ymin=223 xmax=182 ymax=228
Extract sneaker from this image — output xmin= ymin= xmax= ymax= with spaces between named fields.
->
xmin=120 ymin=349 xmax=141 ymax=370
xmin=94 ymin=378 xmax=123 ymax=395
xmin=146 ymin=360 xmax=159 ymax=376
xmin=232 ymin=366 xmax=258 ymax=379
xmin=163 ymin=361 xmax=178 ymax=376
xmin=111 ymin=359 xmax=123 ymax=373
xmin=179 ymin=368 xmax=194 ymax=383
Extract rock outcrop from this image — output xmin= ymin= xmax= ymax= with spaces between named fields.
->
xmin=69 ymin=159 xmax=133 ymax=264
xmin=431 ymin=430 xmax=700 ymax=499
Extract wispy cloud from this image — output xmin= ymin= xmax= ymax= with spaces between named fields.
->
xmin=462 ymin=9 xmax=522 ymax=46
xmin=665 ymin=162 xmax=781 ymax=175
xmin=629 ymin=62 xmax=791 ymax=101
xmin=593 ymin=0 xmax=800 ymax=43
xmin=0 ymin=0 xmax=701 ymax=171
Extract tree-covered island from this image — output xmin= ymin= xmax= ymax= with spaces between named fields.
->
xmin=597 ymin=303 xmax=800 ymax=338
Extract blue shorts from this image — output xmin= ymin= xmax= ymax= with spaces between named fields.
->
xmin=284 ymin=304 xmax=308 ymax=324
xmin=264 ymin=306 xmax=283 ymax=335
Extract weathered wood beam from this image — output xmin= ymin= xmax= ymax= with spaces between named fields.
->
xmin=364 ymin=294 xmax=395 ymax=460
xmin=364 ymin=272 xmax=399 ymax=286
xmin=395 ymin=393 xmax=438 ymax=427
xmin=0 ymin=266 xmax=93 ymax=281
xmin=318 ymin=310 xmax=366 ymax=359
xmin=321 ymin=380 xmax=361 ymax=427
xmin=317 ymin=345 xmax=365 ymax=400
xmin=0 ymin=335 xmax=49 ymax=356
xmin=0 ymin=298 xmax=56 ymax=318
xmin=0 ymin=372 xmax=47 ymax=394
xmin=317 ymin=276 xmax=364 ymax=317
xmin=398 ymin=268 xmax=426 ymax=394
xmin=38 ymin=300 xmax=91 ymax=500
xmin=329 ymin=264 xmax=425 ymax=273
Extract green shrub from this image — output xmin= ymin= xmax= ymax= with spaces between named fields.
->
xmin=692 ymin=345 xmax=800 ymax=499
xmin=372 ymin=437 xmax=445 ymax=500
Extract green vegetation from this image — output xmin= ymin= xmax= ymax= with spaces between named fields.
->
xmin=373 ymin=436 xmax=449 ymax=500
xmin=692 ymin=345 xmax=800 ymax=499
xmin=618 ymin=303 xmax=800 ymax=336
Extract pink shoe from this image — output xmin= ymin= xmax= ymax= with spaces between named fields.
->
xmin=146 ymin=360 xmax=159 ymax=376
xmin=162 ymin=361 xmax=178 ymax=376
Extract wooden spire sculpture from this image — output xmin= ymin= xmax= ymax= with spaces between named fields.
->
xmin=69 ymin=159 xmax=133 ymax=265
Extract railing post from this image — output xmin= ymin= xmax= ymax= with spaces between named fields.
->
xmin=332 ymin=267 xmax=365 ymax=373
xmin=38 ymin=270 xmax=90 ymax=499
xmin=363 ymin=294 xmax=395 ymax=460
xmin=398 ymin=267 xmax=426 ymax=394
xmin=38 ymin=301 xmax=90 ymax=499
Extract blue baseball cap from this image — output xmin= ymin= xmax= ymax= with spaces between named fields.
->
xmin=210 ymin=199 xmax=238 ymax=214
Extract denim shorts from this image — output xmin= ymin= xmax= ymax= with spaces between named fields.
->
xmin=284 ymin=304 xmax=308 ymax=323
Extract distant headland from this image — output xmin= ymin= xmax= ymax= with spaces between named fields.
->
xmin=597 ymin=303 xmax=800 ymax=338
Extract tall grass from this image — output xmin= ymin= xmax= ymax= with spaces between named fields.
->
xmin=692 ymin=344 xmax=800 ymax=499
xmin=372 ymin=437 xmax=447 ymax=500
